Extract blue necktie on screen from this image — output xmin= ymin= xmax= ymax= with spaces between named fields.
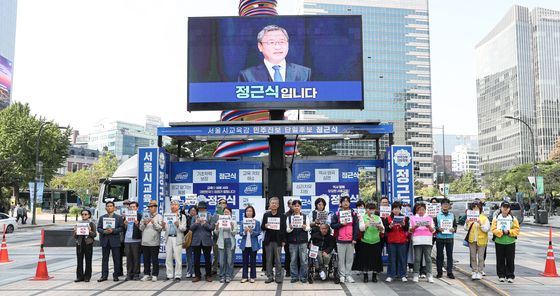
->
xmin=272 ymin=65 xmax=283 ymax=82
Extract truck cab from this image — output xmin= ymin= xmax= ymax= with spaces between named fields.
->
xmin=95 ymin=155 xmax=138 ymax=220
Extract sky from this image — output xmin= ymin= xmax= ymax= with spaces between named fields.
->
xmin=10 ymin=0 xmax=560 ymax=136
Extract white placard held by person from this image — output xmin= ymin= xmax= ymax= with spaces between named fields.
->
xmin=76 ymin=223 xmax=89 ymax=235
xmin=103 ymin=217 xmax=115 ymax=229
xmin=268 ymin=217 xmax=280 ymax=230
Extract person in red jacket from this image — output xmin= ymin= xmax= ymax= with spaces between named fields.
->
xmin=383 ymin=201 xmax=410 ymax=282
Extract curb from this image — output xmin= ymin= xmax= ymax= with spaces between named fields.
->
xmin=454 ymin=265 xmax=510 ymax=296
xmin=18 ymin=224 xmax=55 ymax=229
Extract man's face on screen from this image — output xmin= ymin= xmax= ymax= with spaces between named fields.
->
xmin=258 ymin=30 xmax=289 ymax=64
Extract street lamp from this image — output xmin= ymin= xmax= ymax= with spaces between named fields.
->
xmin=503 ymin=115 xmax=538 ymax=201
xmin=31 ymin=122 xmax=68 ymax=225
xmin=433 ymin=125 xmax=447 ymax=197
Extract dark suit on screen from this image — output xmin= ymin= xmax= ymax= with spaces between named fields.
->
xmin=238 ymin=62 xmax=311 ymax=82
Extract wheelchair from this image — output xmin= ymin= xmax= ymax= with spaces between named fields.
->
xmin=307 ymin=250 xmax=339 ymax=284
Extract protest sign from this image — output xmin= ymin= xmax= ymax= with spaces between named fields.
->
xmin=76 ymin=223 xmax=89 ymax=235
xmin=380 ymin=206 xmax=391 ymax=218
xmin=339 ymin=210 xmax=352 ymax=224
xmin=103 ymin=217 xmax=115 ymax=229
xmin=267 ymin=217 xmax=280 ymax=230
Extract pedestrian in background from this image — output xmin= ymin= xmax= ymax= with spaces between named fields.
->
xmin=139 ymin=200 xmax=163 ymax=282
xmin=74 ymin=209 xmax=97 ymax=282
xmin=465 ymin=201 xmax=489 ymax=280
xmin=491 ymin=201 xmax=520 ymax=283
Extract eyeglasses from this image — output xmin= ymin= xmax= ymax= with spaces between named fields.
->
xmin=260 ymin=40 xmax=288 ymax=47
xmin=81 ymin=213 xmax=89 ymax=216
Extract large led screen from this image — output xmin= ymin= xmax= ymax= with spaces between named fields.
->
xmin=0 ymin=55 xmax=13 ymax=109
xmin=187 ymin=15 xmax=363 ymax=111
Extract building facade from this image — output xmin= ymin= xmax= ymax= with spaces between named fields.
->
xmin=451 ymin=145 xmax=480 ymax=180
xmin=57 ymin=146 xmax=100 ymax=175
xmin=304 ymin=0 xmax=433 ymax=185
xmin=0 ymin=0 xmax=17 ymax=110
xmin=477 ymin=5 xmax=560 ymax=175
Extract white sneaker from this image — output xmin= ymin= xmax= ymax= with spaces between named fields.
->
xmin=401 ymin=277 xmax=408 ymax=282
xmin=250 ymin=278 xmax=255 ymax=283
xmin=339 ymin=276 xmax=345 ymax=283
xmin=241 ymin=278 xmax=248 ymax=283
xmin=412 ymin=274 xmax=419 ymax=283
xmin=152 ymin=276 xmax=158 ymax=282
xmin=482 ymin=271 xmax=486 ymax=276
xmin=385 ymin=277 xmax=393 ymax=283
xmin=420 ymin=274 xmax=426 ymax=279
xmin=476 ymin=273 xmax=483 ymax=280
xmin=507 ymin=278 xmax=514 ymax=283
xmin=499 ymin=278 xmax=506 ymax=282
xmin=346 ymin=276 xmax=355 ymax=283
xmin=427 ymin=275 xmax=434 ymax=283
xmin=472 ymin=272 xmax=477 ymax=280
xmin=141 ymin=275 xmax=151 ymax=281
xmin=319 ymin=271 xmax=326 ymax=281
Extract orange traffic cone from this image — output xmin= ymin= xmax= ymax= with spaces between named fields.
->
xmin=31 ymin=228 xmax=53 ymax=280
xmin=542 ymin=226 xmax=559 ymax=277
xmin=0 ymin=225 xmax=13 ymax=263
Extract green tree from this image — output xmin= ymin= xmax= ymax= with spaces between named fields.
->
xmin=449 ymin=171 xmax=481 ymax=194
xmin=417 ymin=185 xmax=439 ymax=197
xmin=549 ymin=137 xmax=560 ymax=162
xmin=296 ymin=140 xmax=338 ymax=156
xmin=164 ymin=139 xmax=218 ymax=158
xmin=51 ymin=153 xmax=118 ymax=201
xmin=358 ymin=170 xmax=376 ymax=201
xmin=482 ymin=171 xmax=505 ymax=200
xmin=0 ymin=102 xmax=71 ymax=202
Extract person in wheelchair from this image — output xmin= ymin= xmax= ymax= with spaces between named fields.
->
xmin=310 ymin=223 xmax=336 ymax=281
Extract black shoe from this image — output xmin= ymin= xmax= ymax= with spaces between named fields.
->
xmin=290 ymin=278 xmax=298 ymax=283
xmin=372 ymin=273 xmax=378 ymax=283
xmin=113 ymin=277 xmax=119 ymax=282
xmin=97 ymin=278 xmax=107 ymax=282
xmin=447 ymin=274 xmax=455 ymax=279
xmin=363 ymin=273 xmax=368 ymax=283
xmin=265 ymin=278 xmax=274 ymax=284
xmin=84 ymin=279 xmax=90 ymax=283
xmin=174 ymin=277 xmax=181 ymax=282
xmin=74 ymin=279 xmax=84 ymax=283
xmin=301 ymin=278 xmax=307 ymax=283
xmin=436 ymin=273 xmax=443 ymax=279
xmin=285 ymin=271 xmax=291 ymax=277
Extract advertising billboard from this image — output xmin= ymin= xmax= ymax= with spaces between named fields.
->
xmin=0 ymin=55 xmax=13 ymax=109
xmin=187 ymin=15 xmax=363 ymax=111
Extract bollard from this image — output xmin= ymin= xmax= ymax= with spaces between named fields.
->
xmin=52 ymin=214 xmax=55 ymax=224
xmin=64 ymin=214 xmax=67 ymax=222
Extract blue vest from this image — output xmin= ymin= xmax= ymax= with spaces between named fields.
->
xmin=435 ymin=212 xmax=455 ymax=239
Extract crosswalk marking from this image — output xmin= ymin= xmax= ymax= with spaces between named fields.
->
xmin=517 ymin=231 xmax=560 ymax=238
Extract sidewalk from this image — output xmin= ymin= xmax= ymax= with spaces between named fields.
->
xmin=523 ymin=215 xmax=560 ymax=229
xmin=15 ymin=213 xmax=79 ymax=229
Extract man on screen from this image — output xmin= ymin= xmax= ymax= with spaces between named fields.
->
xmin=238 ymin=25 xmax=311 ymax=82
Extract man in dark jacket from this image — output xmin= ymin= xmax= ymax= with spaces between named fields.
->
xmin=310 ymin=224 xmax=336 ymax=280
xmin=97 ymin=201 xmax=125 ymax=282
xmin=123 ymin=201 xmax=143 ymax=281
xmin=262 ymin=196 xmax=287 ymax=284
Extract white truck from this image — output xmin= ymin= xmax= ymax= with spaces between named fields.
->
xmin=95 ymin=155 xmax=138 ymax=220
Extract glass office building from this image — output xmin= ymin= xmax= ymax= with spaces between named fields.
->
xmin=304 ymin=0 xmax=433 ymax=185
xmin=476 ymin=5 xmax=560 ymax=174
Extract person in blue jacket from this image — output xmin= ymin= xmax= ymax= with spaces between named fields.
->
xmin=240 ymin=205 xmax=262 ymax=283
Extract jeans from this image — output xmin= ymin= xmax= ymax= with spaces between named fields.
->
xmin=218 ymin=240 xmax=234 ymax=280
xmin=76 ymin=243 xmax=93 ymax=280
xmin=194 ymin=245 xmax=212 ymax=278
xmin=387 ymin=243 xmax=407 ymax=278
xmin=124 ymin=242 xmax=141 ymax=279
xmin=242 ymin=247 xmax=257 ymax=279
xmin=413 ymin=245 xmax=432 ymax=275
xmin=186 ymin=246 xmax=195 ymax=275
xmin=289 ymin=243 xmax=308 ymax=280
xmin=337 ymin=243 xmax=354 ymax=278
xmin=142 ymin=246 xmax=160 ymax=277
xmin=436 ymin=238 xmax=454 ymax=275
xmin=317 ymin=251 xmax=332 ymax=272
xmin=265 ymin=242 xmax=283 ymax=281
xmin=495 ymin=243 xmax=515 ymax=279
xmin=101 ymin=246 xmax=122 ymax=278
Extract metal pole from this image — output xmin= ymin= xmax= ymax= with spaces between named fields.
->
xmin=32 ymin=122 xmax=48 ymax=225
xmin=442 ymin=125 xmax=447 ymax=197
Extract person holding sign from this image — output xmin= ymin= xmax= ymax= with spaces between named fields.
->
xmin=409 ymin=203 xmax=436 ymax=283
xmin=191 ymin=201 xmax=215 ymax=283
xmin=491 ymin=201 xmax=520 ymax=283
xmin=357 ymin=203 xmax=385 ymax=283
xmin=464 ymin=201 xmax=490 ymax=280
xmin=286 ymin=199 xmax=311 ymax=283
xmin=310 ymin=224 xmax=336 ymax=281
xmin=215 ymin=207 xmax=238 ymax=283
xmin=240 ymin=205 xmax=261 ymax=283
xmin=331 ymin=195 xmax=359 ymax=284
xmin=261 ymin=197 xmax=286 ymax=284
xmin=163 ymin=199 xmax=187 ymax=281
xmin=309 ymin=197 xmax=329 ymax=236
xmin=210 ymin=198 xmax=228 ymax=276
xmin=139 ymin=200 xmax=163 ymax=282
xmin=74 ymin=209 xmax=97 ymax=282
xmin=97 ymin=201 xmax=125 ymax=282
xmin=433 ymin=198 xmax=457 ymax=279
xmin=123 ymin=201 xmax=142 ymax=281
xmin=185 ymin=206 xmax=198 ymax=278
xmin=383 ymin=202 xmax=409 ymax=283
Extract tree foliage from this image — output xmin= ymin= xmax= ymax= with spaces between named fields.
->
xmin=164 ymin=139 xmax=218 ymax=159
xmin=0 ymin=103 xmax=71 ymax=199
xmin=50 ymin=152 xmax=119 ymax=200
xmin=296 ymin=140 xmax=338 ymax=156
xmin=449 ymin=171 xmax=481 ymax=194
xmin=549 ymin=137 xmax=560 ymax=162
xmin=358 ymin=170 xmax=376 ymax=201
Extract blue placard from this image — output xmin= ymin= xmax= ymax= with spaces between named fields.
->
xmin=390 ymin=145 xmax=414 ymax=206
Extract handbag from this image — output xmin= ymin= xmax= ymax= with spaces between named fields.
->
xmin=463 ymin=222 xmax=474 ymax=247
xmin=182 ymin=230 xmax=193 ymax=249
